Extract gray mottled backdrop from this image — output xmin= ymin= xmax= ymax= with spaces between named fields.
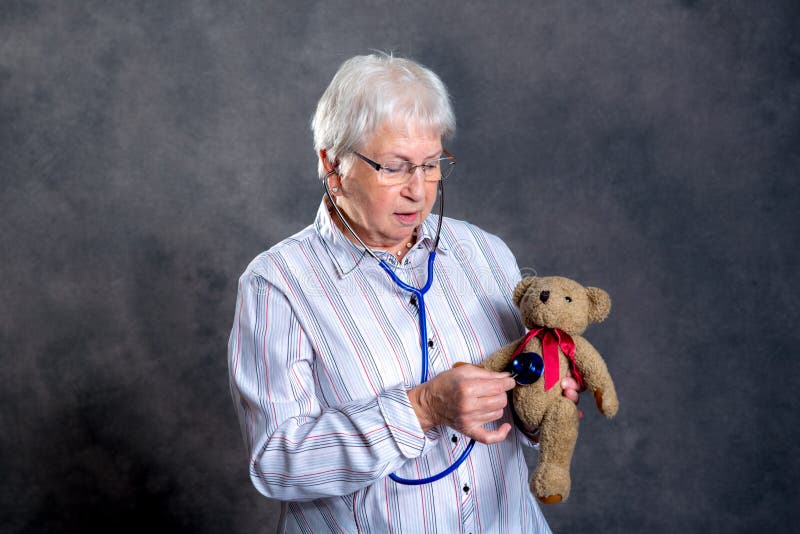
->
xmin=1 ymin=1 xmax=798 ymax=532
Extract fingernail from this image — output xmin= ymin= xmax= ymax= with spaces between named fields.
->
xmin=561 ymin=379 xmax=568 ymax=388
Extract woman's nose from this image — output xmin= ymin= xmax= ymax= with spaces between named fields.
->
xmin=402 ymin=169 xmax=426 ymax=197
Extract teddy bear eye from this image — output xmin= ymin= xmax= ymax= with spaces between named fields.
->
xmin=565 ymin=296 xmax=572 ymax=303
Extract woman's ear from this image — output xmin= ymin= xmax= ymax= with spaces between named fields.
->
xmin=319 ymin=149 xmax=341 ymax=191
xmin=319 ymin=149 xmax=339 ymax=174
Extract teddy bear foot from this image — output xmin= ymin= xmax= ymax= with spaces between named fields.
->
xmin=532 ymin=464 xmax=571 ymax=504
xmin=537 ymin=494 xmax=563 ymax=504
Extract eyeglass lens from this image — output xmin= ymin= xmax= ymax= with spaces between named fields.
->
xmin=379 ymin=157 xmax=454 ymax=183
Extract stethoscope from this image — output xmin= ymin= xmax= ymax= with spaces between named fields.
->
xmin=322 ymin=167 xmax=546 ymax=485
xmin=323 ymin=167 xmax=476 ymax=485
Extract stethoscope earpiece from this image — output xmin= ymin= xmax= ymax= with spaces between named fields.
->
xmin=509 ymin=352 xmax=544 ymax=385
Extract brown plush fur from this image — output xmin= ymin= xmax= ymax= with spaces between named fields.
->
xmin=484 ymin=276 xmax=618 ymax=503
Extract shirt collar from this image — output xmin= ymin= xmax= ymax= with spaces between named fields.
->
xmin=313 ymin=198 xmax=449 ymax=278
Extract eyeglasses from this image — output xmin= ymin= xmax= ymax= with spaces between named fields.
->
xmin=353 ymin=149 xmax=456 ymax=186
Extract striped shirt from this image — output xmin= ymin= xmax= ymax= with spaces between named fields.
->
xmin=228 ymin=200 xmax=552 ymax=533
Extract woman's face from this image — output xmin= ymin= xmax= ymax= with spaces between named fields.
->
xmin=332 ymin=122 xmax=442 ymax=251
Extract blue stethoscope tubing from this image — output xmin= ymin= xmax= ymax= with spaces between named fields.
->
xmin=379 ymin=253 xmax=476 ymax=485
xmin=323 ymin=171 xmax=476 ymax=485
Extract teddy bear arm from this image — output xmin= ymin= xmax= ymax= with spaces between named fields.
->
xmin=573 ymin=336 xmax=619 ymax=418
xmin=482 ymin=339 xmax=521 ymax=372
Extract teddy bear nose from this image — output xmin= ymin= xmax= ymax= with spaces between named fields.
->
xmin=539 ymin=290 xmax=550 ymax=303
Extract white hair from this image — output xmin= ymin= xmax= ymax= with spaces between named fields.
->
xmin=311 ymin=53 xmax=456 ymax=178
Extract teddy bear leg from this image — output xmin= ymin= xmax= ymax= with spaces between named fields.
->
xmin=532 ymin=397 xmax=579 ymax=504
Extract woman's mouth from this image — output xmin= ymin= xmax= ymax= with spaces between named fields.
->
xmin=394 ymin=212 xmax=418 ymax=225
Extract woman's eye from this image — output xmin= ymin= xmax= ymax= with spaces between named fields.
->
xmin=565 ymin=296 xmax=572 ymax=303
xmin=382 ymin=162 xmax=405 ymax=173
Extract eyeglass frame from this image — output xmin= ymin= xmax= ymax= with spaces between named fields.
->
xmin=352 ymin=149 xmax=456 ymax=184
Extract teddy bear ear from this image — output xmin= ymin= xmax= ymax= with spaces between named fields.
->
xmin=586 ymin=287 xmax=612 ymax=323
xmin=513 ymin=277 xmax=538 ymax=308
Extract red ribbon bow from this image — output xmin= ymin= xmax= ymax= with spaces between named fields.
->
xmin=513 ymin=327 xmax=584 ymax=391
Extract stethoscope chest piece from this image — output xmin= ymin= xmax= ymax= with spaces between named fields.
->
xmin=509 ymin=352 xmax=544 ymax=385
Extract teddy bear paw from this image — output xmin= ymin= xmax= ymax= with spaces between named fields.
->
xmin=594 ymin=387 xmax=619 ymax=418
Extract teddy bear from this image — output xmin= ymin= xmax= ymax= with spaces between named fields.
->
xmin=482 ymin=275 xmax=619 ymax=504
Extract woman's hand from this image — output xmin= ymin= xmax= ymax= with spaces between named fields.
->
xmin=407 ymin=365 xmax=516 ymax=445
xmin=408 ymin=370 xmax=586 ymax=446
xmin=561 ymin=376 xmax=584 ymax=418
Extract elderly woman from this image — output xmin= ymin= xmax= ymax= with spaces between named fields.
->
xmin=228 ymin=54 xmax=580 ymax=533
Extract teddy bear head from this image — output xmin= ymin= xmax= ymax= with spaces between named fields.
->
xmin=513 ymin=276 xmax=611 ymax=336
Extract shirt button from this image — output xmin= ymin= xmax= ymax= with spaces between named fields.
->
xmin=428 ymin=339 xmax=434 ymax=348
xmin=463 ymin=484 xmax=470 ymax=493
xmin=409 ymin=296 xmax=417 ymax=307
xmin=451 ymin=435 xmax=458 ymax=443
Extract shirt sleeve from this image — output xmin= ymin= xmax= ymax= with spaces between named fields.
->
xmin=228 ymin=269 xmax=431 ymax=501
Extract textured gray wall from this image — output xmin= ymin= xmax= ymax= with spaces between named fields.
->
xmin=1 ymin=1 xmax=798 ymax=532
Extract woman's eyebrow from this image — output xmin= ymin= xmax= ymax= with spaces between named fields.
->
xmin=382 ymin=149 xmax=444 ymax=161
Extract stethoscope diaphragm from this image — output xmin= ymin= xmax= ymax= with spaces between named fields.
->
xmin=509 ymin=352 xmax=544 ymax=385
